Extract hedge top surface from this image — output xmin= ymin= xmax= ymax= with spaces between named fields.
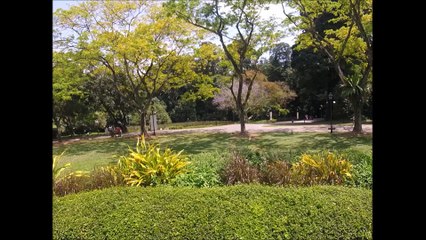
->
xmin=53 ymin=185 xmax=372 ymax=240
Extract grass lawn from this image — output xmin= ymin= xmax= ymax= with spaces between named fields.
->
xmin=127 ymin=121 xmax=235 ymax=132
xmin=53 ymin=132 xmax=372 ymax=173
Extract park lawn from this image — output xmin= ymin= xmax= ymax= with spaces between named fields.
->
xmin=127 ymin=121 xmax=235 ymax=132
xmin=53 ymin=132 xmax=372 ymax=173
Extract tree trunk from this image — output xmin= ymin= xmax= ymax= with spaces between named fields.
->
xmin=239 ymin=108 xmax=246 ymax=134
xmin=121 ymin=125 xmax=128 ymax=133
xmin=54 ymin=119 xmax=62 ymax=141
xmin=352 ymin=97 xmax=363 ymax=133
xmin=140 ymin=111 xmax=149 ymax=136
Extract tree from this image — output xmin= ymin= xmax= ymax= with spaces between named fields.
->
xmin=53 ymin=52 xmax=88 ymax=139
xmin=262 ymin=42 xmax=293 ymax=82
xmin=280 ymin=0 xmax=372 ymax=132
xmin=290 ymin=45 xmax=342 ymax=119
xmin=54 ymin=1 xmax=213 ymax=135
xmin=213 ymin=70 xmax=296 ymax=119
xmin=158 ymin=42 xmax=225 ymax=122
xmin=84 ymin=72 xmax=135 ymax=132
xmin=167 ymin=0 xmax=282 ymax=134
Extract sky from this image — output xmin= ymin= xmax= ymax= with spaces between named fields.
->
xmin=53 ymin=0 xmax=75 ymax=11
xmin=53 ymin=0 xmax=297 ymax=56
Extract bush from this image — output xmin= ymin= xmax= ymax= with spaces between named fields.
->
xmin=118 ymin=135 xmax=190 ymax=186
xmin=53 ymin=185 xmax=372 ymax=239
xmin=343 ymin=150 xmax=372 ymax=189
xmin=230 ymin=146 xmax=301 ymax=166
xmin=53 ymin=166 xmax=125 ymax=196
xmin=53 ymin=171 xmax=91 ymax=196
xmin=221 ymin=150 xmax=354 ymax=187
xmin=291 ymin=151 xmax=353 ymax=186
xmin=173 ymin=151 xmax=229 ymax=187
xmin=260 ymin=161 xmax=292 ymax=186
xmin=221 ymin=151 xmax=260 ymax=185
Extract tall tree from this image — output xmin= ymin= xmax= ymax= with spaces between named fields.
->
xmin=280 ymin=0 xmax=372 ymax=132
xmin=167 ymin=0 xmax=282 ymax=134
xmin=53 ymin=52 xmax=88 ymax=139
xmin=54 ymin=1 xmax=212 ymax=135
xmin=290 ymin=46 xmax=341 ymax=119
xmin=262 ymin=42 xmax=293 ymax=82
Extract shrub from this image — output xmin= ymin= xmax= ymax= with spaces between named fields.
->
xmin=260 ymin=161 xmax=292 ymax=186
xmin=173 ymin=151 xmax=229 ymax=187
xmin=221 ymin=151 xmax=260 ymax=185
xmin=291 ymin=151 xmax=353 ymax=186
xmin=53 ymin=185 xmax=372 ymax=239
xmin=343 ymin=150 xmax=372 ymax=189
xmin=230 ymin=146 xmax=301 ymax=166
xmin=118 ymin=135 xmax=190 ymax=186
xmin=89 ymin=165 xmax=125 ymax=189
xmin=53 ymin=166 xmax=125 ymax=196
xmin=53 ymin=171 xmax=90 ymax=196
xmin=230 ymin=146 xmax=264 ymax=166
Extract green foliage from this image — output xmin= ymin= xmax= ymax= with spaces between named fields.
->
xmin=343 ymin=150 xmax=372 ymax=189
xmin=291 ymin=151 xmax=353 ymax=186
xmin=53 ymin=185 xmax=372 ymax=239
xmin=173 ymin=151 xmax=229 ymax=187
xmin=230 ymin=146 xmax=297 ymax=166
xmin=285 ymin=0 xmax=373 ymax=131
xmin=168 ymin=0 xmax=284 ymax=133
xmin=118 ymin=135 xmax=190 ymax=186
xmin=151 ymin=99 xmax=172 ymax=124
xmin=53 ymin=52 xmax=90 ymax=137
xmin=54 ymin=2 xmax=216 ymax=134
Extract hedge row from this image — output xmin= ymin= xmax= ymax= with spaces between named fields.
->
xmin=53 ymin=185 xmax=372 ymax=240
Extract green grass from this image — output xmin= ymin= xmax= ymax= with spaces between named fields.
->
xmin=53 ymin=132 xmax=372 ymax=173
xmin=127 ymin=121 xmax=235 ymax=132
xmin=247 ymin=119 xmax=277 ymax=124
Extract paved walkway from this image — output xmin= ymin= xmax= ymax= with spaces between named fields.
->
xmin=53 ymin=121 xmax=372 ymax=144
xmin=154 ymin=121 xmax=372 ymax=135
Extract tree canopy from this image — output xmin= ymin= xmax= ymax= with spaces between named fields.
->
xmin=280 ymin=0 xmax=372 ymax=132
xmin=54 ymin=1 xmax=216 ymax=135
xmin=167 ymin=0 xmax=284 ymax=134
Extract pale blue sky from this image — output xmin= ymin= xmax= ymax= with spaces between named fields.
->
xmin=53 ymin=0 xmax=80 ymax=12
xmin=53 ymin=0 xmax=297 ymax=53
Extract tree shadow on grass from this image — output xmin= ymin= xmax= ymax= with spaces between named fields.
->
xmin=249 ymin=132 xmax=372 ymax=154
xmin=53 ymin=131 xmax=372 ymax=159
xmin=53 ymin=137 xmax=138 ymax=156
xmin=157 ymin=133 xmax=244 ymax=155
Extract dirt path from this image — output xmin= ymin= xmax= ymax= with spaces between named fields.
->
xmin=53 ymin=121 xmax=372 ymax=145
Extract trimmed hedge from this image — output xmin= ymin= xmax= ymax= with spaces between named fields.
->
xmin=53 ymin=185 xmax=372 ymax=240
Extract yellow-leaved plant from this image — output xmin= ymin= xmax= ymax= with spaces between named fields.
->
xmin=53 ymin=151 xmax=70 ymax=184
xmin=118 ymin=135 xmax=190 ymax=186
xmin=291 ymin=151 xmax=352 ymax=185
